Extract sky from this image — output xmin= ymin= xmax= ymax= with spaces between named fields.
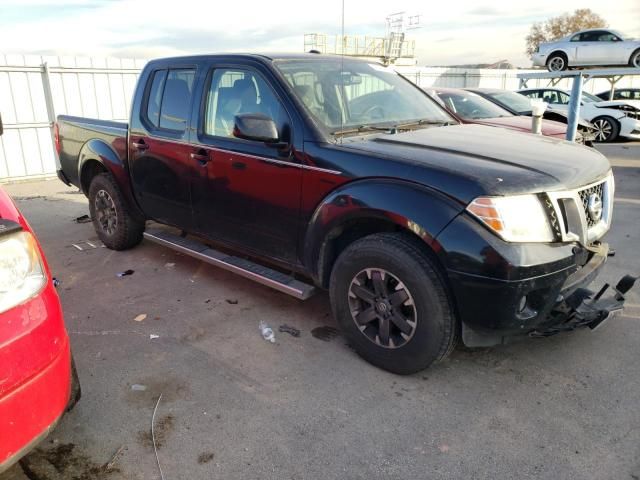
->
xmin=0 ymin=0 xmax=639 ymax=67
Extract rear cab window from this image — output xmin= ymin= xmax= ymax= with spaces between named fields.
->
xmin=142 ymin=67 xmax=196 ymax=136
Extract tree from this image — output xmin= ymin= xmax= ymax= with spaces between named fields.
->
xmin=525 ymin=9 xmax=607 ymax=56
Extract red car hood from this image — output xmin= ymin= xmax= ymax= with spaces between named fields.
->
xmin=470 ymin=116 xmax=567 ymax=137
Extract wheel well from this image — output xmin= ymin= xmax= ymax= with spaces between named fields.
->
xmin=317 ymin=217 xmax=443 ymax=289
xmin=630 ymin=48 xmax=640 ymax=62
xmin=80 ymin=160 xmax=108 ymax=193
xmin=547 ymin=50 xmax=567 ymax=61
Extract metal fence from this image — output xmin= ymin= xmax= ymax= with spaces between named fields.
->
xmin=1 ymin=55 xmax=638 ymax=183
xmin=0 ymin=54 xmax=145 ymax=182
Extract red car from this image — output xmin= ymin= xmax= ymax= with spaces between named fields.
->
xmin=0 ymin=179 xmax=80 ymax=471
xmin=426 ymin=87 xmax=577 ymax=142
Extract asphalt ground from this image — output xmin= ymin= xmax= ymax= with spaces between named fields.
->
xmin=2 ymin=142 xmax=639 ymax=480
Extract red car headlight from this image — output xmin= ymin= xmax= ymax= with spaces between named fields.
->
xmin=0 ymin=231 xmax=47 ymax=313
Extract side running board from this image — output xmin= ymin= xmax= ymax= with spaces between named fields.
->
xmin=143 ymin=228 xmax=316 ymax=300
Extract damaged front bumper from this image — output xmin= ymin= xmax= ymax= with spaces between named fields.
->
xmin=530 ymin=273 xmax=637 ymax=337
xmin=457 ymin=242 xmax=637 ymax=346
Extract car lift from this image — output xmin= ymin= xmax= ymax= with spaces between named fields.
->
xmin=516 ymin=67 xmax=640 ymax=142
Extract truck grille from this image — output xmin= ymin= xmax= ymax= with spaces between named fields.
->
xmin=578 ymin=182 xmax=605 ymax=228
xmin=545 ymin=173 xmax=613 ymax=244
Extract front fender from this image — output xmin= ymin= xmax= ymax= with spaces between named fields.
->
xmin=303 ymin=178 xmax=464 ymax=281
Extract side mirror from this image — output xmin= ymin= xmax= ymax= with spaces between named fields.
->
xmin=0 ymin=113 xmax=3 ymax=136
xmin=233 ymin=113 xmax=279 ymax=143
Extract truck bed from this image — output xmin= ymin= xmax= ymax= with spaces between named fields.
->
xmin=57 ymin=115 xmax=128 ymax=189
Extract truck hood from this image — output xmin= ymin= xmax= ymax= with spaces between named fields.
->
xmin=341 ymin=124 xmax=611 ymax=202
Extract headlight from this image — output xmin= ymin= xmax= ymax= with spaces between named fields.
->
xmin=466 ymin=195 xmax=555 ymax=242
xmin=0 ymin=231 xmax=47 ymax=314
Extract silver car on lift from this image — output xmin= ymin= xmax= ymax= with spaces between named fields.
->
xmin=532 ymin=29 xmax=640 ymax=72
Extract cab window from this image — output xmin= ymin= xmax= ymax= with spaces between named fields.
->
xmin=143 ymin=68 xmax=196 ymax=133
xmin=204 ymin=69 xmax=289 ymax=140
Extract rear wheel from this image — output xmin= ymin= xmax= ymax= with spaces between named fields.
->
xmin=329 ymin=233 xmax=457 ymax=374
xmin=592 ymin=116 xmax=620 ymax=142
xmin=88 ymin=173 xmax=144 ymax=250
xmin=547 ymin=53 xmax=568 ymax=72
xmin=630 ymin=49 xmax=640 ymax=68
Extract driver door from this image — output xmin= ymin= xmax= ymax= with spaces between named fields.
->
xmin=190 ymin=66 xmax=302 ymax=264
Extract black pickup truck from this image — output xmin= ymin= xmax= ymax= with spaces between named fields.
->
xmin=56 ymin=53 xmax=635 ymax=374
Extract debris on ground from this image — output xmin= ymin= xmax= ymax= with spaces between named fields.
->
xmin=71 ymin=241 xmax=102 ymax=251
xmin=151 ymin=394 xmax=166 ymax=480
xmin=204 ymin=299 xmax=211 ymax=304
xmin=259 ymin=321 xmax=275 ymax=343
xmin=104 ymin=445 xmax=125 ymax=472
xmin=133 ymin=314 xmax=147 ymax=322
xmin=278 ymin=324 xmax=301 ymax=337
xmin=311 ymin=326 xmax=339 ymax=342
xmin=149 ymin=334 xmax=160 ymax=340
xmin=226 ymin=299 xmax=238 ymax=305
xmin=52 ymin=277 xmax=61 ymax=288
xmin=131 ymin=384 xmax=147 ymax=391
xmin=164 ymin=262 xmax=175 ymax=268
xmin=117 ymin=269 xmax=135 ymax=277
xmin=74 ymin=214 xmax=91 ymax=224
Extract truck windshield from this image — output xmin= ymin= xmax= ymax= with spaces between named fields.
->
xmin=274 ymin=58 xmax=454 ymax=136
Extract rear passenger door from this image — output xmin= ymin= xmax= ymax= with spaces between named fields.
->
xmin=129 ymin=66 xmax=198 ymax=229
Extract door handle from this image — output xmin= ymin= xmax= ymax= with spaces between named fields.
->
xmin=132 ymin=139 xmax=149 ymax=151
xmin=190 ymin=149 xmax=210 ymax=166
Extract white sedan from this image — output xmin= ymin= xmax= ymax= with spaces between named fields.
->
xmin=518 ymin=87 xmax=640 ymax=142
xmin=532 ymin=29 xmax=640 ymax=71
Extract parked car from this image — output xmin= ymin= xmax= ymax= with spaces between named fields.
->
xmin=55 ymin=53 xmax=634 ymax=374
xmin=532 ymin=29 xmax=640 ymax=71
xmin=596 ymin=88 xmax=640 ymax=101
xmin=0 ymin=139 xmax=80 ymax=471
xmin=466 ymin=88 xmax=595 ymax=145
xmin=425 ymin=87 xmax=574 ymax=142
xmin=518 ymin=87 xmax=640 ymax=142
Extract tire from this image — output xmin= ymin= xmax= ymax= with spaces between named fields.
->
xmin=66 ymin=355 xmax=82 ymax=412
xmin=329 ymin=233 xmax=457 ymax=375
xmin=592 ymin=116 xmax=620 ymax=142
xmin=546 ymin=53 xmax=568 ymax=72
xmin=88 ymin=172 xmax=144 ymax=250
xmin=630 ymin=49 xmax=640 ymax=68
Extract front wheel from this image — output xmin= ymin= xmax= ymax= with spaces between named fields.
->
xmin=546 ymin=53 xmax=567 ymax=72
xmin=592 ymin=116 xmax=620 ymax=142
xmin=329 ymin=233 xmax=457 ymax=374
xmin=88 ymin=173 xmax=144 ymax=250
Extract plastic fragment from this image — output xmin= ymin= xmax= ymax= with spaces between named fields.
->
xmin=259 ymin=321 xmax=275 ymax=343
xmin=117 ymin=269 xmax=135 ymax=277
xmin=134 ymin=314 xmax=147 ymax=322
xmin=164 ymin=262 xmax=175 ymax=268
xmin=226 ymin=299 xmax=238 ymax=305
xmin=150 ymin=334 xmax=160 ymax=339
xmin=131 ymin=384 xmax=147 ymax=391
xmin=74 ymin=214 xmax=91 ymax=224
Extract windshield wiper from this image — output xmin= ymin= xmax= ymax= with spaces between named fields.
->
xmin=331 ymin=125 xmax=395 ymax=137
xmin=392 ymin=119 xmax=453 ymax=129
